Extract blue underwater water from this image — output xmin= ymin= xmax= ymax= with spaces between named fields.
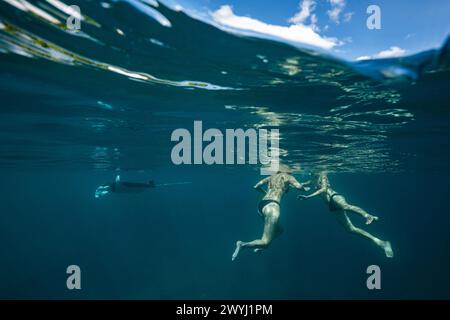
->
xmin=1 ymin=1 xmax=450 ymax=299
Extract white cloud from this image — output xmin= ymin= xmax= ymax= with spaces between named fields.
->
xmin=327 ymin=0 xmax=346 ymax=24
xmin=356 ymin=55 xmax=371 ymax=61
xmin=342 ymin=36 xmax=352 ymax=44
xmin=289 ymin=0 xmax=315 ymax=24
xmin=327 ymin=8 xmax=341 ymax=23
xmin=356 ymin=47 xmax=407 ymax=61
xmin=329 ymin=0 xmax=346 ymax=7
xmin=310 ymin=14 xmax=319 ymax=31
xmin=343 ymin=12 xmax=353 ymax=22
xmin=329 ymin=0 xmax=345 ymax=4
xmin=289 ymin=1 xmax=320 ymax=31
xmin=374 ymin=46 xmax=407 ymax=58
xmin=174 ymin=5 xmax=184 ymax=12
xmin=211 ymin=5 xmax=339 ymax=50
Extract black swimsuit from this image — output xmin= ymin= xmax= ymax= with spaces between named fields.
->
xmin=258 ymin=199 xmax=280 ymax=215
xmin=328 ymin=193 xmax=341 ymax=212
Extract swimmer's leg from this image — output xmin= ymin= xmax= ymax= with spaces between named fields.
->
xmin=232 ymin=218 xmax=275 ymax=260
xmin=232 ymin=241 xmax=244 ymax=261
xmin=347 ymin=205 xmax=378 ymax=224
xmin=335 ymin=196 xmax=378 ymax=224
xmin=232 ymin=204 xmax=279 ymax=261
xmin=336 ymin=211 xmax=393 ymax=258
xmin=254 ymin=225 xmax=283 ymax=253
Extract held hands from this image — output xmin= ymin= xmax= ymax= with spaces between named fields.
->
xmin=300 ymin=181 xmax=311 ymax=192
xmin=298 ymin=182 xmax=312 ymax=199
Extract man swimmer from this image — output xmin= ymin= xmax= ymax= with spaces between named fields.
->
xmin=232 ymin=165 xmax=310 ymax=261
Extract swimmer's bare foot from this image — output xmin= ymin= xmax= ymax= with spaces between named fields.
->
xmin=232 ymin=241 xmax=243 ymax=261
xmin=365 ymin=215 xmax=379 ymax=225
xmin=382 ymin=241 xmax=394 ymax=258
xmin=253 ymin=248 xmax=263 ymax=253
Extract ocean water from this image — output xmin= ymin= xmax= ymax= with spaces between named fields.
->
xmin=1 ymin=1 xmax=450 ymax=299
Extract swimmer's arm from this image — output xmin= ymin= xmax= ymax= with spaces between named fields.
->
xmin=254 ymin=177 xmax=270 ymax=195
xmin=297 ymin=187 xmax=326 ymax=200
xmin=289 ymin=176 xmax=311 ymax=191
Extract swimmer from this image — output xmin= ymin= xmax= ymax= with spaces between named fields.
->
xmin=297 ymin=172 xmax=394 ymax=258
xmin=232 ymin=165 xmax=310 ymax=261
xmin=95 ymin=175 xmax=155 ymax=198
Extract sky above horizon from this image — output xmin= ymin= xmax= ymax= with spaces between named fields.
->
xmin=166 ymin=0 xmax=450 ymax=60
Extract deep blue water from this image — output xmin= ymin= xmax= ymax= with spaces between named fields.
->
xmin=1 ymin=1 xmax=450 ymax=299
